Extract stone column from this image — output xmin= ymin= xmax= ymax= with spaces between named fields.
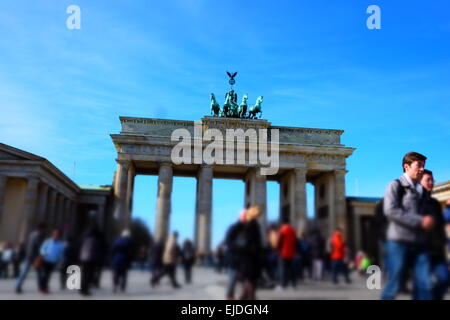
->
xmin=255 ymin=171 xmax=267 ymax=238
xmin=55 ymin=193 xmax=65 ymax=229
xmin=195 ymin=165 xmax=213 ymax=256
xmin=113 ymin=160 xmax=132 ymax=234
xmin=50 ymin=192 xmax=60 ymax=229
xmin=244 ymin=172 xmax=253 ymax=210
xmin=53 ymin=194 xmax=60 ymax=228
xmin=244 ymin=168 xmax=267 ymax=241
xmin=46 ymin=188 xmax=57 ymax=229
xmin=125 ymin=163 xmax=135 ymax=229
xmin=334 ymin=170 xmax=347 ymax=236
xmin=34 ymin=183 xmax=49 ymax=227
xmin=327 ymin=172 xmax=336 ymax=236
xmin=18 ymin=177 xmax=39 ymax=242
xmin=312 ymin=177 xmax=330 ymax=239
xmin=353 ymin=213 xmax=362 ymax=253
xmin=97 ymin=203 xmax=106 ymax=231
xmin=278 ymin=178 xmax=284 ymax=223
xmin=293 ymin=169 xmax=307 ymax=233
xmin=313 ymin=180 xmax=322 ymax=235
xmin=61 ymin=198 xmax=71 ymax=238
xmin=68 ymin=201 xmax=77 ymax=238
xmin=0 ymin=175 xmax=7 ymax=223
xmin=280 ymin=169 xmax=307 ymax=233
xmin=154 ymin=163 xmax=173 ymax=243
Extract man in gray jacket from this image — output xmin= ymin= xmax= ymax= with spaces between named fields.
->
xmin=381 ymin=152 xmax=434 ymax=300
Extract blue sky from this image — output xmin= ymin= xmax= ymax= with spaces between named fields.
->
xmin=1 ymin=1 xmax=449 ymax=247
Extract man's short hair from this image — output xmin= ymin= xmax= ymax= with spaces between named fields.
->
xmin=423 ymin=169 xmax=433 ymax=176
xmin=402 ymin=152 xmax=427 ymax=172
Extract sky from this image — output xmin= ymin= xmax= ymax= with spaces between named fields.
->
xmin=0 ymin=0 xmax=449 ymax=248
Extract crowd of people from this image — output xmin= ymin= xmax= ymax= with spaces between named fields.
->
xmin=219 ymin=206 xmax=357 ymax=300
xmin=11 ymin=223 xmax=111 ymax=295
xmin=1 ymin=151 xmax=449 ymax=300
xmin=216 ymin=152 xmax=450 ymax=300
xmin=0 ymin=242 xmax=25 ymax=279
xmin=0 ymin=221 xmax=198 ymax=297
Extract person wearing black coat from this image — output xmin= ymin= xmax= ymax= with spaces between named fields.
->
xmin=224 ymin=209 xmax=247 ymax=299
xmin=181 ymin=239 xmax=196 ymax=284
xmin=421 ymin=170 xmax=449 ymax=300
xmin=238 ymin=205 xmax=263 ymax=300
xmin=79 ymin=224 xmax=106 ymax=296
xmin=308 ymin=229 xmax=325 ymax=281
xmin=111 ymin=230 xmax=133 ymax=293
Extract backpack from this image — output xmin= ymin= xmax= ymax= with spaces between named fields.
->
xmin=374 ymin=179 xmax=406 ymax=241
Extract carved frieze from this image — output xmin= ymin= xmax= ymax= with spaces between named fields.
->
xmin=120 ymin=117 xmax=343 ymax=147
xmin=303 ymin=153 xmax=345 ymax=166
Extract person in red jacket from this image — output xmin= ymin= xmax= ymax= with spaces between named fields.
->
xmin=277 ymin=216 xmax=298 ymax=288
xmin=329 ymin=228 xmax=351 ymax=284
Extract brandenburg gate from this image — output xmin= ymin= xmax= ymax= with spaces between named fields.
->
xmin=110 ymin=115 xmax=355 ymax=256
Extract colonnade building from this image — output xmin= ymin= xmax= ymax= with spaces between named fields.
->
xmin=1 ymin=117 xmax=449 ymax=261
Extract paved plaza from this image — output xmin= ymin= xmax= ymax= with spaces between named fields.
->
xmin=0 ymin=266 xmax=432 ymax=300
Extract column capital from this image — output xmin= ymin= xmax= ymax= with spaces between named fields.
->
xmin=244 ymin=168 xmax=253 ymax=181
xmin=159 ymin=162 xmax=173 ymax=168
xmin=334 ymin=169 xmax=348 ymax=176
xmin=255 ymin=169 xmax=267 ymax=180
xmin=116 ymin=159 xmax=132 ymax=170
xmin=25 ymin=177 xmax=40 ymax=193
xmin=48 ymin=186 xmax=57 ymax=195
xmin=158 ymin=163 xmax=173 ymax=178
xmin=246 ymin=167 xmax=267 ymax=180
xmin=0 ymin=175 xmax=7 ymax=188
xmin=26 ymin=175 xmax=40 ymax=183
xmin=198 ymin=165 xmax=213 ymax=179
xmin=293 ymin=168 xmax=308 ymax=179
